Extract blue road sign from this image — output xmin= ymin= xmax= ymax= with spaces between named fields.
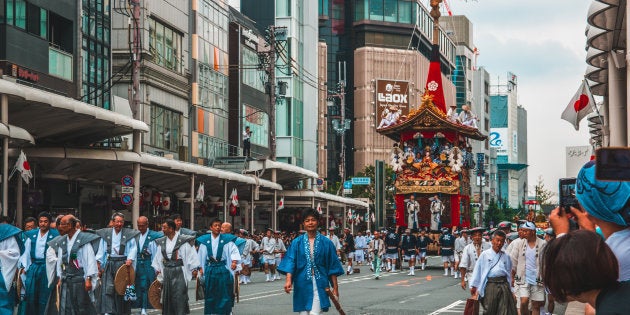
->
xmin=351 ymin=177 xmax=371 ymax=185
xmin=122 ymin=175 xmax=134 ymax=187
xmin=343 ymin=180 xmax=353 ymax=189
xmin=121 ymin=194 xmax=133 ymax=205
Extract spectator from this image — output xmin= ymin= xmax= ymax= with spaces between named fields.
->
xmin=542 ymin=230 xmax=630 ymax=313
xmin=549 ymin=160 xmax=630 ymax=281
xmin=509 ymin=221 xmax=546 ymax=315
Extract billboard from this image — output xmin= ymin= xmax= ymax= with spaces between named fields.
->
xmin=375 ymin=80 xmax=410 ymax=129
xmin=489 ymin=128 xmax=508 ymax=156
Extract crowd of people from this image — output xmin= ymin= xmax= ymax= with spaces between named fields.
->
xmin=2 ymin=160 xmax=630 ymax=315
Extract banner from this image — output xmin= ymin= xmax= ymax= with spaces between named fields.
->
xmin=375 ymin=80 xmax=410 ymax=129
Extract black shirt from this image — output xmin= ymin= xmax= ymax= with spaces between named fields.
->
xmin=400 ymin=234 xmax=417 ymax=251
xmin=596 ymin=281 xmax=630 ymax=315
xmin=343 ymin=234 xmax=355 ymax=253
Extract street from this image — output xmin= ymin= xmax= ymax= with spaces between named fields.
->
xmin=144 ymin=257 xmax=475 ymax=315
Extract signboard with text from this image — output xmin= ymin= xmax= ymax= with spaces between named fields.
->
xmin=489 ymin=128 xmax=508 ymax=156
xmin=375 ymin=80 xmax=410 ymax=130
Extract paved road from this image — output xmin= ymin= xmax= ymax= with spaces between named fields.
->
xmin=140 ymin=256 xmax=572 ymax=314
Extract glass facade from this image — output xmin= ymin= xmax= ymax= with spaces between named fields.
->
xmin=150 ymin=103 xmax=181 ymax=151
xmin=49 ymin=47 xmax=73 ymax=80
xmin=242 ymin=47 xmax=265 ymax=92
xmin=242 ymin=104 xmax=269 ymax=147
xmin=149 ymin=18 xmax=183 ymax=73
xmin=81 ymin=0 xmax=110 ymax=108
xmin=354 ymin=0 xmax=417 ymax=24
xmin=193 ymin=0 xmax=230 ymax=160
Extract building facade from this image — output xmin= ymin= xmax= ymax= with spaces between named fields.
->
xmin=490 ymin=74 xmax=528 ymax=209
xmin=239 ymin=0 xmax=320 ymax=172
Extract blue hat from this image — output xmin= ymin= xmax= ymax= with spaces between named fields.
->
xmin=576 ymin=160 xmax=630 ymax=227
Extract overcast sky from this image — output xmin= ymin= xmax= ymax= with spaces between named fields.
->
xmin=446 ymin=0 xmax=593 ymax=197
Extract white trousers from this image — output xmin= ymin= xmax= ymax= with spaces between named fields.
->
xmin=298 ymin=277 xmax=322 ymax=315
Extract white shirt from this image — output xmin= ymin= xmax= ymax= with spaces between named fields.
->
xmin=111 ymin=229 xmax=122 ymax=256
xmin=19 ymin=230 xmax=49 ymax=270
xmin=469 ymin=248 xmax=513 ymax=297
xmin=262 ymin=236 xmax=278 ymax=258
xmin=525 ymin=244 xmax=537 ymax=284
xmin=243 ymin=130 xmax=251 ymax=141
xmin=55 ymin=231 xmax=98 ymax=290
xmin=139 ymin=231 xmax=149 ymax=250
xmin=606 ymin=228 xmax=630 ymax=281
xmin=0 ymin=236 xmax=20 ymax=291
xmin=197 ymin=235 xmax=241 ymax=277
xmin=460 ymin=241 xmax=491 ymax=275
xmin=152 ymin=236 xmax=200 ymax=283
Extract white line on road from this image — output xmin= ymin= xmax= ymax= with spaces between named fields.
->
xmin=427 ymin=300 xmax=467 ymax=315
xmin=398 ymin=293 xmax=430 ymax=304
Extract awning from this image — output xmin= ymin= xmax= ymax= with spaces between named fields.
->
xmin=14 ymin=147 xmax=282 ymax=193
xmin=497 ymin=163 xmax=529 ymax=171
xmin=0 ymin=123 xmax=35 ymax=145
xmin=0 ymin=78 xmax=149 ymax=146
xmin=281 ymin=190 xmax=369 ymax=208
xmin=248 ymin=159 xmax=319 ymax=186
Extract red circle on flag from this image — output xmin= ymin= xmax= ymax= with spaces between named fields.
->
xmin=22 ymin=161 xmax=30 ymax=171
xmin=574 ymin=94 xmax=589 ymax=112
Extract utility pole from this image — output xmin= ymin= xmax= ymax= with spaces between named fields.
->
xmin=329 ymin=61 xmax=348 ymax=195
xmin=339 ymin=61 xmax=346 ymax=194
xmin=267 ymin=26 xmax=277 ymax=161
xmin=130 ymin=0 xmax=142 ymax=229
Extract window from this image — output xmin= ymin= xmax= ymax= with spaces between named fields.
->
xmin=242 ymin=104 xmax=269 ymax=148
xmin=49 ymin=47 xmax=72 ymax=80
xmin=198 ymin=134 xmax=229 ymax=160
xmin=276 ymin=0 xmax=290 ymax=17
xmin=151 ymin=104 xmax=181 ymax=151
xmin=319 ymin=0 xmax=328 ymax=16
xmin=242 ymin=48 xmax=265 ymax=92
xmin=369 ymin=0 xmax=383 ymax=21
xmin=398 ymin=0 xmax=411 ymax=23
xmin=383 ymin=0 xmax=397 ymax=22
xmin=149 ymin=18 xmax=183 ymax=73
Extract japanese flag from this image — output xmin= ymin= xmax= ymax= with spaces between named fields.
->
xmin=195 ymin=183 xmax=205 ymax=202
xmin=278 ymin=197 xmax=284 ymax=210
xmin=230 ymin=188 xmax=239 ymax=207
xmin=370 ymin=212 xmax=375 ymax=223
xmin=316 ymin=202 xmax=322 ymax=215
xmin=14 ymin=150 xmax=32 ymax=184
xmin=561 ymin=80 xmax=596 ymax=131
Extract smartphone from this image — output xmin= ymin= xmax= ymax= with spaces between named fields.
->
xmin=596 ymin=148 xmax=630 ymax=181
xmin=558 ymin=178 xmax=578 ymax=212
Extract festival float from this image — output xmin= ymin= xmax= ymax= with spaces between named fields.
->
xmin=376 ymin=0 xmax=486 ymax=231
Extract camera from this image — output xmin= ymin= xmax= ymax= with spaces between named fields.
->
xmin=596 ymin=148 xmax=630 ymax=181
xmin=559 ymin=178 xmax=578 ymax=210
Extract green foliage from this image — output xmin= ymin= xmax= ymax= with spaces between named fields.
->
xmin=483 ymin=198 xmax=515 ymax=227
xmin=534 ymin=176 xmax=555 ymax=205
xmin=346 ymin=165 xmax=396 ymax=202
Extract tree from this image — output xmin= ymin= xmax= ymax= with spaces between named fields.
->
xmin=534 ymin=176 xmax=555 ymax=205
xmin=349 ymin=165 xmax=396 ymax=203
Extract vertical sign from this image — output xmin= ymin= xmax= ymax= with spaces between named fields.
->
xmin=375 ymin=160 xmax=385 ymax=228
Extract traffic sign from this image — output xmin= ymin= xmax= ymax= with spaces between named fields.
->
xmin=343 ymin=188 xmax=352 ymax=195
xmin=316 ymin=178 xmax=324 ymax=186
xmin=121 ymin=193 xmax=133 ymax=205
xmin=121 ymin=175 xmax=134 ymax=187
xmin=351 ymin=177 xmax=371 ymax=185
xmin=343 ymin=180 xmax=352 ymax=189
xmin=121 ymin=186 xmax=134 ymax=194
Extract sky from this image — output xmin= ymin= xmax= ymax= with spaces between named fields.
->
xmin=443 ymin=0 xmax=594 ymax=198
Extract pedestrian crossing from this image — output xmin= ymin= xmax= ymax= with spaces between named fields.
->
xmin=427 ymin=299 xmax=467 ymax=314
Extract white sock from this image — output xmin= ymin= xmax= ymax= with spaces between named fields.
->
xmin=444 ymin=268 xmax=448 ymax=274
xmin=410 ymin=266 xmax=414 ymax=272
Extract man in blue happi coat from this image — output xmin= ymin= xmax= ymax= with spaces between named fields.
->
xmin=133 ymin=216 xmax=162 ymax=315
xmin=278 ymin=209 xmax=344 ymax=314
xmin=19 ymin=212 xmax=59 ymax=315
xmin=0 ymin=222 xmax=25 ymax=315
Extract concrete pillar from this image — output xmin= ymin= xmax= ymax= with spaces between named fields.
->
xmin=132 ymin=130 xmax=141 ymax=229
xmin=1 ymin=94 xmax=8 ymax=216
xmin=273 ymin=190 xmax=277 ymax=231
xmin=250 ymin=185 xmax=255 ymax=233
xmin=16 ymin=177 xmax=22 ymax=228
xmin=223 ymin=180 xmax=228 ymax=222
xmin=608 ymin=52 xmax=627 ymax=146
xmin=190 ymin=174 xmax=195 ymax=230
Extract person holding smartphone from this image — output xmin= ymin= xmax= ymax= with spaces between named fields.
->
xmin=550 ymin=160 xmax=630 ymax=282
xmin=243 ymin=126 xmax=252 ymax=157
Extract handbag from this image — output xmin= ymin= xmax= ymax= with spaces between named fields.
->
xmin=463 ymin=297 xmax=479 ymax=315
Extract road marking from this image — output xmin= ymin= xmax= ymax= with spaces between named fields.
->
xmin=398 ymin=293 xmax=430 ymax=304
xmin=427 ymin=300 xmax=467 ymax=315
